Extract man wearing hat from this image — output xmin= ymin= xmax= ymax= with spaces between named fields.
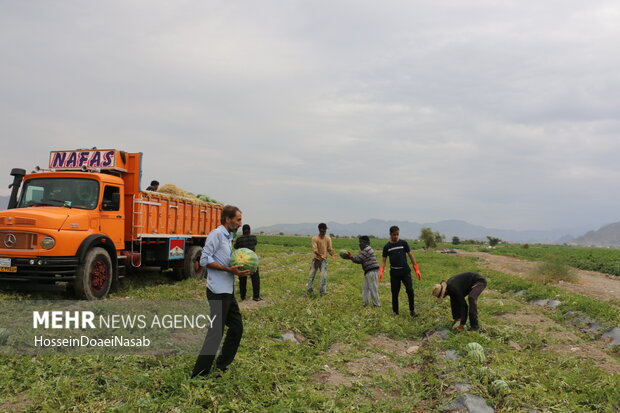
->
xmin=307 ymin=223 xmax=337 ymax=296
xmin=343 ymin=235 xmax=380 ymax=307
xmin=432 ymin=272 xmax=487 ymax=331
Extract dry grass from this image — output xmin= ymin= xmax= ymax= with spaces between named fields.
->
xmin=153 ymin=184 xmax=221 ymax=205
xmin=527 ymin=256 xmax=577 ymax=285
xmin=157 ymin=184 xmax=192 ymax=197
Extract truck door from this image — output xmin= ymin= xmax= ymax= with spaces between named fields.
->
xmin=100 ymin=185 xmax=124 ymax=249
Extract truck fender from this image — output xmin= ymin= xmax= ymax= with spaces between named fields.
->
xmin=76 ymin=234 xmax=119 ymax=288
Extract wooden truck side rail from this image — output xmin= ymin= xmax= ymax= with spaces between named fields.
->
xmin=130 ymin=191 xmax=223 ymax=240
xmin=125 ymin=191 xmax=222 ymax=273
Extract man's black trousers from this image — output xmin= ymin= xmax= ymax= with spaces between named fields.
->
xmin=390 ymin=268 xmax=415 ymax=315
xmin=238 ymin=268 xmax=260 ymax=300
xmin=465 ymin=281 xmax=486 ymax=328
xmin=191 ymin=288 xmax=243 ymax=377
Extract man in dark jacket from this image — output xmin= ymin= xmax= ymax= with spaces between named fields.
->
xmin=234 ymin=224 xmax=262 ymax=301
xmin=432 ymin=272 xmax=487 ymax=331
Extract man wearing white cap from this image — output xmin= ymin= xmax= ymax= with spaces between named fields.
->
xmin=432 ymin=272 xmax=487 ymax=331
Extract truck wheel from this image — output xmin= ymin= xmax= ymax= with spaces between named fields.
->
xmin=74 ymin=247 xmax=113 ymax=300
xmin=184 ymin=245 xmax=204 ymax=279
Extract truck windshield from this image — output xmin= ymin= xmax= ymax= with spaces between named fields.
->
xmin=17 ymin=178 xmax=100 ymax=210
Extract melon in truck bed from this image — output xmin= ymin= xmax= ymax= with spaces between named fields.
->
xmin=231 ymin=248 xmax=259 ymax=273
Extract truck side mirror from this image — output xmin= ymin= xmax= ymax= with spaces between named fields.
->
xmin=8 ymin=168 xmax=26 ymax=209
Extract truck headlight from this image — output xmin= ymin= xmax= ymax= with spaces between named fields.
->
xmin=40 ymin=236 xmax=55 ymax=250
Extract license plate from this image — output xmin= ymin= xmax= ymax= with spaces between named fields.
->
xmin=0 ymin=258 xmax=11 ymax=267
xmin=0 ymin=266 xmax=17 ymax=273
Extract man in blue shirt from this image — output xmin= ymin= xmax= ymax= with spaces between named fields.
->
xmin=191 ymin=205 xmax=250 ymax=378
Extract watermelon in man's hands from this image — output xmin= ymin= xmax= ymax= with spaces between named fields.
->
xmin=231 ymin=248 xmax=259 ymax=273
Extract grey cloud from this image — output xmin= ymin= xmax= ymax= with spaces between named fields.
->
xmin=1 ymin=1 xmax=619 ymax=232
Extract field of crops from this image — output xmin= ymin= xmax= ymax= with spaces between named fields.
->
xmin=256 ymin=234 xmax=425 ymax=251
xmin=0 ymin=235 xmax=619 ymax=412
xmin=484 ymin=244 xmax=620 ymax=277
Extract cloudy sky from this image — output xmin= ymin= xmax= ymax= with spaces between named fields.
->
xmin=1 ymin=1 xmax=619 ymax=233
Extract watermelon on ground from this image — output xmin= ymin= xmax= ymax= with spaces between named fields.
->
xmin=492 ymin=379 xmax=509 ymax=391
xmin=468 ymin=349 xmax=486 ymax=363
xmin=465 ymin=342 xmax=484 ymax=353
xmin=231 ymin=248 xmax=259 ymax=273
xmin=477 ymin=367 xmax=496 ymax=382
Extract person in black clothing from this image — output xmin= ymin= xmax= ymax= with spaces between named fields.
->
xmin=381 ymin=226 xmax=419 ymax=317
xmin=234 ymin=224 xmax=262 ymax=301
xmin=432 ymin=272 xmax=487 ymax=331
xmin=146 ymin=180 xmax=159 ymax=191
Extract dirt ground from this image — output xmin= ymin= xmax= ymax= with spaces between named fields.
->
xmin=237 ymin=298 xmax=270 ymax=311
xmin=312 ymin=334 xmax=423 ymax=396
xmin=497 ymin=310 xmax=620 ymax=375
xmin=457 ymin=251 xmax=620 ymax=303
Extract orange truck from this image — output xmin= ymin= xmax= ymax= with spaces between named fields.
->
xmin=0 ymin=149 xmax=222 ymax=299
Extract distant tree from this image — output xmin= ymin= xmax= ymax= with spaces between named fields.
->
xmin=419 ymin=227 xmax=437 ymax=249
xmin=452 ymin=236 xmax=460 ymax=245
xmin=461 ymin=239 xmax=484 ymax=245
xmin=279 ymin=232 xmax=284 ymax=236
xmin=487 ymin=236 xmax=502 ymax=247
xmin=434 ymin=232 xmax=445 ymax=244
xmin=330 ymin=233 xmax=336 ymax=238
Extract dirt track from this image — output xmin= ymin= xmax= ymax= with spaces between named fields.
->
xmin=457 ymin=251 xmax=620 ymax=303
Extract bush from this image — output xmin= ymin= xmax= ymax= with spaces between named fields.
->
xmin=527 ymin=256 xmax=576 ymax=285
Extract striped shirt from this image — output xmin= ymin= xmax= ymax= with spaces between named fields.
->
xmin=351 ymin=245 xmax=380 ymax=273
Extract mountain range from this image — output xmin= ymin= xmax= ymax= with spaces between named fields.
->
xmin=255 ymin=219 xmax=587 ymax=244
xmin=2 ymin=195 xmax=619 ymax=246
xmin=570 ymin=222 xmax=620 ymax=247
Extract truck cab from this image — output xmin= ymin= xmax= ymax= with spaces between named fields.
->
xmin=1 ymin=149 xmax=221 ymax=299
xmin=0 ymin=151 xmax=133 ymax=299
xmin=15 ymin=172 xmax=125 ymax=248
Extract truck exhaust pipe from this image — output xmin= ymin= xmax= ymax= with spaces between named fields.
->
xmin=8 ymin=168 xmax=26 ymax=209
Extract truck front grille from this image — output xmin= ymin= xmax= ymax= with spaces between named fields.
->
xmin=0 ymin=231 xmax=38 ymax=250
